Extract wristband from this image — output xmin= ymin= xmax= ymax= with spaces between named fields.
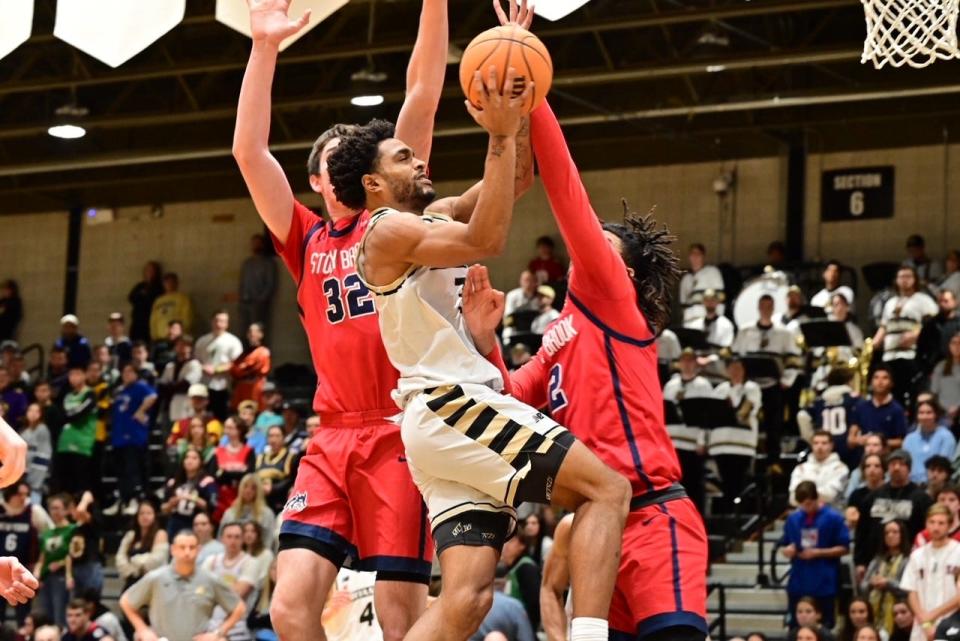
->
xmin=922 ymin=621 xmax=934 ymax=629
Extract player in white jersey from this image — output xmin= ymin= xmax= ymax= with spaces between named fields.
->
xmin=902 ymin=504 xmax=960 ymax=641
xmin=332 ymin=68 xmax=630 ymax=641
xmin=321 ymin=569 xmax=382 ymax=641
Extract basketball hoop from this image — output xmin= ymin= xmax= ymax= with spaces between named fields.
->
xmin=861 ymin=0 xmax=960 ymax=68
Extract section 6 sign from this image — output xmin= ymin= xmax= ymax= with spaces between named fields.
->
xmin=821 ymin=166 xmax=894 ymax=221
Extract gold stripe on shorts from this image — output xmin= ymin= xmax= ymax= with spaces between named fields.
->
xmin=424 ymin=385 xmax=563 ymax=468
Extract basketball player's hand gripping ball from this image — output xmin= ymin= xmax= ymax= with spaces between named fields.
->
xmin=460 ymin=0 xmax=553 ymax=114
xmin=247 ymin=0 xmax=311 ymax=44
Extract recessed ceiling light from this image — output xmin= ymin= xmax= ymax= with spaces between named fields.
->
xmin=48 ymin=124 xmax=86 ymax=139
xmin=350 ymin=95 xmax=384 ymax=107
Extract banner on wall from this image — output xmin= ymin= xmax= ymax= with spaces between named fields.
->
xmin=821 ymin=166 xmax=895 ymax=221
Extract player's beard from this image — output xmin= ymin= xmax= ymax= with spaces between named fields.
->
xmin=390 ymin=175 xmax=436 ymax=213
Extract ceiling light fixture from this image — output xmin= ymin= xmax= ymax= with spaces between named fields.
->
xmin=706 ymin=64 xmax=726 ymax=73
xmin=48 ymin=124 xmax=86 ymax=139
xmin=350 ymin=95 xmax=384 ymax=107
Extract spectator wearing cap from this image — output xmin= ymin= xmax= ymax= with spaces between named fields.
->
xmin=922 ymin=456 xmax=954 ymax=502
xmin=280 ymin=402 xmax=308 ymax=456
xmin=903 ymin=400 xmax=956 ymax=483
xmin=679 ymin=243 xmax=725 ymax=325
xmin=228 ymin=323 xmax=270 ymax=413
xmin=854 ymin=449 xmax=934 ymax=584
xmin=104 ymin=313 xmax=132 ymax=372
xmin=528 ymin=235 xmax=566 ymax=285
xmin=530 ymin=286 xmax=560 ymax=335
xmin=55 ymin=315 xmax=92 ymax=370
xmin=166 ymin=384 xmax=223 ymax=450
xmin=904 ymin=234 xmax=943 ymax=286
xmin=788 ymin=430 xmax=850 ymax=509
xmin=252 ymin=383 xmax=283 ymax=435
xmin=0 ymin=280 xmax=22 ymax=342
xmin=781 ymin=480 xmax=850 ymax=630
xmin=195 ymin=311 xmax=243 ymax=421
xmin=157 ymin=335 xmax=202 ymax=423
xmin=150 ymin=272 xmax=194 ymax=342
xmin=812 ymin=261 xmax=856 ymax=313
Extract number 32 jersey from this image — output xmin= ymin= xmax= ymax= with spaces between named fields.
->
xmin=272 ymin=201 xmax=399 ymax=415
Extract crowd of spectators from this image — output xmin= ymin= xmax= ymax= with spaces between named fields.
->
xmin=3 ymin=224 xmax=960 ymax=641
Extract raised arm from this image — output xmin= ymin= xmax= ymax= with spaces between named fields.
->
xmin=530 ymin=101 xmax=634 ymax=299
xmin=232 ymin=0 xmax=311 ymax=244
xmin=426 ymin=0 xmax=536 ymax=222
xmin=394 ymin=0 xmax=448 ymax=165
xmin=364 ymin=69 xmax=528 ymax=272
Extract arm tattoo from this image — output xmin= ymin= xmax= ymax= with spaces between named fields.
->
xmin=490 ymin=135 xmax=508 ymax=158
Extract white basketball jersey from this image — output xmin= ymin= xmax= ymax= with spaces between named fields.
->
xmin=357 ymin=208 xmax=503 ymax=407
xmin=321 ymin=569 xmax=382 ymax=641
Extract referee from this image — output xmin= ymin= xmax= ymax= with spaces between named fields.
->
xmin=120 ymin=530 xmax=245 ymax=641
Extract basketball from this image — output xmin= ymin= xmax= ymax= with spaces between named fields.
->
xmin=459 ymin=24 xmax=553 ymax=114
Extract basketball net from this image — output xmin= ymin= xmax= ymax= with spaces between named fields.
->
xmin=861 ymin=0 xmax=960 ymax=68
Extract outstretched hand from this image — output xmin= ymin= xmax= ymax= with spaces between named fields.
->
xmin=494 ymin=0 xmax=535 ymax=30
xmin=247 ymin=0 xmax=311 ymax=46
xmin=0 ymin=558 xmax=38 ymax=606
xmin=465 ymin=66 xmax=533 ymax=136
xmin=462 ymin=265 xmax=505 ymax=344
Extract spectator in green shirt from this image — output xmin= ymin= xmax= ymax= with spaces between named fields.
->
xmin=35 ymin=494 xmax=77 ymax=628
xmin=55 ymin=367 xmax=97 ymax=497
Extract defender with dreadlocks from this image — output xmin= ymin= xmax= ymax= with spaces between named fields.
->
xmin=332 ymin=66 xmax=631 ymax=641
xmin=464 ymin=99 xmax=709 ymax=641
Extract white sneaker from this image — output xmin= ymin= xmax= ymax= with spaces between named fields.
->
xmin=122 ymin=499 xmax=139 ymax=516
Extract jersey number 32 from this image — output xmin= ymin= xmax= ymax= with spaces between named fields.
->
xmin=323 ymin=274 xmax=375 ymax=324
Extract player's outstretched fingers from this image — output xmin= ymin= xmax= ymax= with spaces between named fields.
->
xmin=518 ymin=0 xmax=534 ymax=29
xmin=493 ymin=0 xmax=509 ymax=25
xmin=499 ymin=66 xmax=518 ymax=100
xmin=293 ymin=8 xmax=312 ymax=31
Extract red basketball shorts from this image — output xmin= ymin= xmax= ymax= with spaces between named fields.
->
xmin=279 ymin=414 xmax=433 ymax=583
xmin=609 ymin=497 xmax=708 ymax=640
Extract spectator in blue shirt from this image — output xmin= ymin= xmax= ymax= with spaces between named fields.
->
xmin=55 ymin=315 xmax=92 ymax=370
xmin=782 ymin=480 xmax=851 ymax=630
xmin=110 ymin=364 xmax=157 ymax=516
xmin=849 ymin=367 xmax=908 ymax=452
xmin=903 ymin=400 xmax=956 ymax=483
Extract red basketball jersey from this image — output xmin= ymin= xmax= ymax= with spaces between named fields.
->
xmin=509 ymin=104 xmax=681 ymax=495
xmin=272 ymin=201 xmax=398 ymax=415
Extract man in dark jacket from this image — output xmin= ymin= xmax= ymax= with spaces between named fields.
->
xmin=854 ymin=449 xmax=934 ymax=582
